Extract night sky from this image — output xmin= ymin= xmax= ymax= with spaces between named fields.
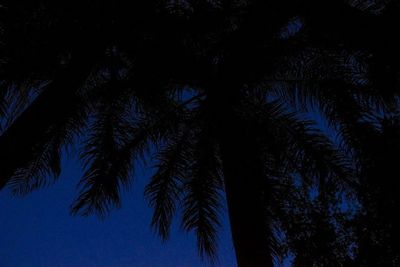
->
xmin=0 ymin=156 xmax=237 ymax=267
xmin=0 ymin=106 xmax=322 ymax=267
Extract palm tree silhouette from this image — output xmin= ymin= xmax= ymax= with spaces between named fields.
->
xmin=1 ymin=1 xmax=400 ymax=266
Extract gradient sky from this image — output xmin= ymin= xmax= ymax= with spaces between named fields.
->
xmin=0 ymin=156 xmax=237 ymax=267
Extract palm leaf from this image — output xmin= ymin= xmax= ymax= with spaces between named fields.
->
xmin=181 ymin=127 xmax=222 ymax=261
xmin=145 ymin=130 xmax=191 ymax=239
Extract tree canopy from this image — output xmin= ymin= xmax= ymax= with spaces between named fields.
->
xmin=1 ymin=1 xmax=400 ymax=266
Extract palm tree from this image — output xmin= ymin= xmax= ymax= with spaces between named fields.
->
xmin=1 ymin=1 xmax=399 ymax=266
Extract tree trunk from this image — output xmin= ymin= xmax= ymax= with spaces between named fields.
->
xmin=210 ymin=86 xmax=274 ymax=267
xmin=218 ymin=127 xmax=273 ymax=267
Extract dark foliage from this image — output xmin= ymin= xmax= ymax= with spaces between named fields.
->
xmin=1 ymin=1 xmax=400 ymax=266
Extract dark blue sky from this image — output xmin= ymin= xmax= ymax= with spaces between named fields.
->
xmin=0 ymin=156 xmax=237 ymax=267
xmin=0 ymin=106 xmax=325 ymax=267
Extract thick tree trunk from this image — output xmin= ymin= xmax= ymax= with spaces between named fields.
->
xmin=210 ymin=86 xmax=274 ymax=267
xmin=218 ymin=126 xmax=273 ymax=267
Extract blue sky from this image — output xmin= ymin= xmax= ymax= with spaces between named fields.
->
xmin=0 ymin=91 xmax=328 ymax=267
xmin=0 ymin=156 xmax=236 ymax=267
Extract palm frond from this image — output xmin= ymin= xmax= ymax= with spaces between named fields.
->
xmin=4 ymin=91 xmax=88 ymax=194
xmin=0 ymin=47 xmax=98 ymax=189
xmin=71 ymin=94 xmax=135 ymax=216
xmin=6 ymin=133 xmax=62 ymax=195
xmin=248 ymin=99 xmax=356 ymax=191
xmin=181 ymin=129 xmax=222 ymax=261
xmin=145 ymin=130 xmax=191 ymax=239
xmin=71 ymin=82 xmax=195 ymax=216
